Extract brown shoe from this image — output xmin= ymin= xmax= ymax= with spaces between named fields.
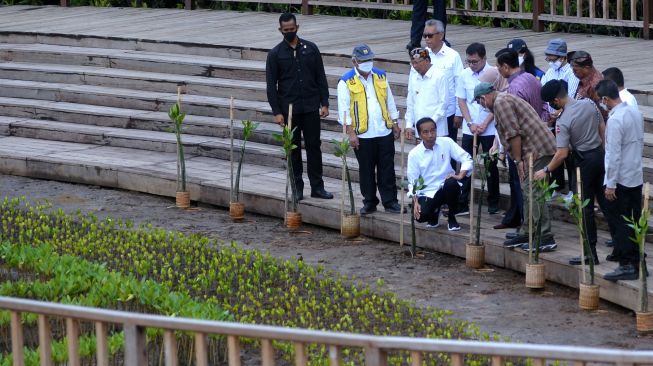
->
xmin=493 ymin=223 xmax=517 ymax=230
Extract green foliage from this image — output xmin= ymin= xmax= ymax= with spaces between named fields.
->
xmin=560 ymin=187 xmax=595 ymax=283
xmin=0 ymin=196 xmax=500 ymax=364
xmin=409 ymin=176 xmax=427 ymax=257
xmin=531 ymin=178 xmax=558 ymax=264
xmin=168 ymin=101 xmax=187 ymax=192
xmin=332 ymin=138 xmax=355 ymax=215
xmin=273 ymin=126 xmax=299 ymax=212
xmin=232 ymin=119 xmax=259 ymax=202
xmin=625 ymin=204 xmax=651 ymax=312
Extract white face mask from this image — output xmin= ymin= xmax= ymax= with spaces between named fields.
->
xmin=518 ymin=56 xmax=525 ymax=66
xmin=548 ymin=60 xmax=562 ymax=70
xmin=357 ymin=61 xmax=373 ymax=73
xmin=599 ymin=101 xmax=609 ymax=111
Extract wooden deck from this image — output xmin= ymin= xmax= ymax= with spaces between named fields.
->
xmin=0 ymin=6 xmax=652 ymax=95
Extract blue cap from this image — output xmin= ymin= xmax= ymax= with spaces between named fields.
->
xmin=352 ymin=44 xmax=375 ymax=61
xmin=507 ymin=38 xmax=527 ymax=52
xmin=545 ymin=38 xmax=567 ymax=56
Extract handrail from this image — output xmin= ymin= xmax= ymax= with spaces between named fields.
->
xmin=2 ymin=296 xmax=653 ymax=365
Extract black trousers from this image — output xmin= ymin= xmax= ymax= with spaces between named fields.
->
xmin=410 ymin=0 xmax=447 ymax=47
xmin=285 ymin=110 xmax=324 ymax=192
xmin=604 ymin=184 xmax=642 ymax=266
xmin=459 ymin=134 xmax=499 ymax=209
xmin=502 ymin=153 xmax=523 ymax=227
xmin=415 ymin=178 xmax=461 ymax=224
xmin=354 ymin=133 xmax=398 ymax=208
xmin=574 ymin=147 xmax=609 ymax=250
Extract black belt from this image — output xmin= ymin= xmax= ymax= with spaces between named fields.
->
xmin=572 ymin=145 xmax=604 ymax=162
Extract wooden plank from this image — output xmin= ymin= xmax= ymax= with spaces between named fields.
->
xmin=464 ymin=0 xmax=470 ymax=10
xmin=124 ymin=324 xmax=147 ymax=365
xmin=451 ymin=353 xmax=464 ymax=366
xmin=164 ymin=330 xmax=178 ymax=366
xmin=550 ymin=0 xmax=557 ymax=14
xmin=95 ymin=322 xmax=109 ymax=366
xmin=519 ymin=0 xmax=525 ymax=13
xmin=261 ymin=339 xmax=274 ymax=366
xmin=365 ymin=347 xmax=387 ymax=366
xmin=195 ymin=332 xmax=208 ymax=366
xmin=631 ymin=0 xmax=637 ymax=21
xmin=228 ymin=335 xmax=241 ymax=366
xmin=492 ymin=356 xmax=503 ymax=366
xmin=411 ymin=351 xmax=422 ymax=366
xmin=294 ymin=342 xmax=308 ymax=366
xmin=329 ymin=345 xmax=340 ymax=366
xmin=66 ymin=318 xmax=80 ymax=366
xmin=644 ymin=0 xmax=652 ymax=40
xmin=603 ymin=0 xmax=609 ymax=19
xmin=37 ymin=315 xmax=52 ymax=366
xmin=578 ymin=0 xmax=583 ymax=17
xmin=590 ymin=0 xmax=596 ymax=18
xmin=11 ymin=311 xmax=24 ymax=366
xmin=564 ymin=0 xmax=570 ymax=15
xmin=492 ymin=0 xmax=497 ymax=11
xmin=618 ymin=0 xmax=624 ymax=19
xmin=505 ymin=0 xmax=510 ymax=12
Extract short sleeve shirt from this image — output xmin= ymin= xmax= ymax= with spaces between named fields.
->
xmin=555 ymin=98 xmax=603 ymax=151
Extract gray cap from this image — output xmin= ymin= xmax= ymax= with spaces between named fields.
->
xmin=473 ymin=82 xmax=495 ymax=100
xmin=352 ymin=44 xmax=375 ymax=61
xmin=545 ymin=38 xmax=567 ymax=56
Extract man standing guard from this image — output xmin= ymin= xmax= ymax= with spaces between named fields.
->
xmin=266 ymin=12 xmax=333 ymax=201
xmin=536 ymin=80 xmax=607 ymax=265
xmin=337 ymin=44 xmax=403 ymax=215
xmin=596 ymin=80 xmax=645 ymax=281
xmin=474 ymin=83 xmax=558 ymax=251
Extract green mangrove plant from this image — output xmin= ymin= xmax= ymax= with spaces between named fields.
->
xmin=532 ymin=178 xmax=558 ymax=265
xmin=626 ymin=204 xmax=650 ymax=312
xmin=273 ymin=125 xmax=299 ymax=212
xmin=232 ymin=120 xmax=259 ymax=202
xmin=561 ymin=187 xmax=594 ymax=284
xmin=168 ymin=100 xmax=186 ymax=193
xmin=472 ymin=152 xmax=493 ymax=246
xmin=410 ymin=176 xmax=427 ymax=257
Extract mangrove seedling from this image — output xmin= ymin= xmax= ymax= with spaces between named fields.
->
xmin=626 ymin=205 xmax=650 ymax=312
xmin=409 ymin=176 xmax=427 ymax=257
xmin=232 ymin=120 xmax=259 ymax=202
xmin=273 ymin=125 xmax=299 ymax=212
xmin=332 ymin=137 xmax=355 ymax=215
xmin=168 ymin=101 xmax=186 ymax=193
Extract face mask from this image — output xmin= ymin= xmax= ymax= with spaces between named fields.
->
xmin=548 ymin=60 xmax=562 ymax=69
xmin=518 ymin=56 xmax=525 ymax=66
xmin=599 ymin=102 xmax=609 ymax=111
xmin=282 ymin=31 xmax=297 ymax=43
xmin=357 ymin=61 xmax=373 ymax=73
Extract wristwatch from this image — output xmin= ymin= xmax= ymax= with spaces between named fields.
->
xmin=466 ymin=122 xmax=472 ymax=127
xmin=513 ymin=159 xmax=521 ymax=165
xmin=544 ymin=165 xmax=550 ymax=173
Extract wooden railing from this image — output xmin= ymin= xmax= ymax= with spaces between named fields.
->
xmin=3 ymin=296 xmax=653 ymax=366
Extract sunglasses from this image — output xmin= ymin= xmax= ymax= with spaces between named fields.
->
xmin=422 ymin=33 xmax=439 ymax=39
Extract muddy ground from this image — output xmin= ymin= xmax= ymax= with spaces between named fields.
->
xmin=2 ymin=174 xmax=652 ymax=350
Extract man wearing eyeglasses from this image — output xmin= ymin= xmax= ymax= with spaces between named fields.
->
xmin=418 ymin=19 xmax=464 ymax=169
xmin=456 ymin=42 xmax=500 ymax=218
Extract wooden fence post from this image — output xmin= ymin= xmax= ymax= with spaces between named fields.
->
xmin=124 ymin=324 xmax=147 ymax=365
xmin=59 ymin=0 xmax=68 ymax=7
xmin=301 ymin=0 xmax=313 ymax=15
xmin=644 ymin=0 xmax=652 ymax=40
xmin=184 ymin=0 xmax=191 ymax=10
xmin=532 ymin=0 xmax=545 ymax=32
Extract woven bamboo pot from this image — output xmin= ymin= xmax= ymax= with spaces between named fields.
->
xmin=341 ymin=214 xmax=360 ymax=238
xmin=525 ymin=263 xmax=546 ymax=289
xmin=286 ymin=212 xmax=302 ymax=230
xmin=579 ymin=283 xmax=600 ymax=310
xmin=175 ymin=191 xmax=190 ymax=209
xmin=465 ymin=243 xmax=485 ymax=269
xmin=229 ymin=202 xmax=245 ymax=221
xmin=636 ymin=312 xmax=653 ymax=334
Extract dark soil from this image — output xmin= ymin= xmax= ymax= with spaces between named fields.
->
xmin=2 ymin=174 xmax=652 ymax=350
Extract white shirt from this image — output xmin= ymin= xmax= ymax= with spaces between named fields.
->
xmin=455 ymin=63 xmax=497 ymax=137
xmin=428 ymin=44 xmax=464 ymax=117
xmin=336 ymin=68 xmax=400 ymax=139
xmin=541 ymin=62 xmax=580 ymax=100
xmin=620 ymin=88 xmax=639 ymax=109
xmin=405 ymin=65 xmax=448 ymax=137
xmin=604 ymin=102 xmax=644 ymax=188
xmin=407 ymin=137 xmax=473 ymax=198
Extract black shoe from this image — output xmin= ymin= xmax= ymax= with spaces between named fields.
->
xmin=606 ymin=254 xmax=620 ymax=262
xmin=488 ymin=206 xmax=500 ymax=215
xmin=311 ymin=188 xmax=333 ymax=199
xmin=448 ymin=216 xmax=461 ymax=231
xmin=296 ymin=191 xmax=304 ymax=201
xmin=503 ymin=235 xmax=528 ymax=248
xmin=605 ymin=239 xmax=614 ymax=247
xmin=359 ymin=205 xmax=377 ymax=215
xmin=455 ymin=206 xmax=469 ymax=216
xmin=505 ymin=231 xmax=520 ymax=240
xmin=384 ymin=202 xmax=405 ymax=214
xmin=569 ymin=255 xmax=600 ymax=266
xmin=604 ymin=264 xmax=638 ymax=282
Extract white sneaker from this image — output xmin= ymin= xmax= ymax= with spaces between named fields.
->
xmin=426 ymin=223 xmax=440 ymax=228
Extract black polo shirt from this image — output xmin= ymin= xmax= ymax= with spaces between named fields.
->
xmin=265 ymin=38 xmax=329 ymax=116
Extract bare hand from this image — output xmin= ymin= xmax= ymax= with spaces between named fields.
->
xmin=470 ymin=124 xmax=478 ymax=134
xmin=605 ymin=187 xmax=617 ymax=201
xmin=453 ymin=116 xmax=463 ymax=129
xmin=533 ymin=169 xmax=546 ymax=181
xmin=392 ymin=124 xmax=401 ymax=139
xmin=348 ymin=133 xmax=360 ymax=150
xmin=274 ymin=114 xmax=285 ymax=126
xmin=405 ymin=128 xmax=414 ymax=141
xmin=477 ymin=123 xmax=487 ymax=134
xmin=320 ymin=106 xmax=329 ymax=118
xmin=413 ymin=197 xmax=421 ymax=220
